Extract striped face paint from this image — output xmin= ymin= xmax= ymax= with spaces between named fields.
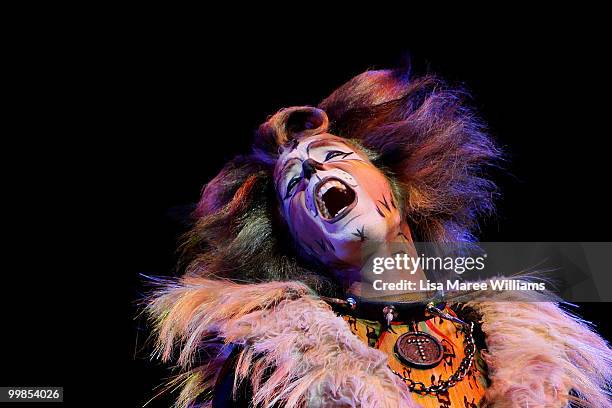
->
xmin=274 ymin=134 xmax=403 ymax=268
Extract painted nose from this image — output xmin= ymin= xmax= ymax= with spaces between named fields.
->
xmin=302 ymin=159 xmax=321 ymax=179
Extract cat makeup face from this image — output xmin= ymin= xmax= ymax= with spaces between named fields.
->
xmin=274 ymin=133 xmax=404 ymax=267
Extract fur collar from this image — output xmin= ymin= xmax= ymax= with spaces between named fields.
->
xmin=147 ymin=277 xmax=611 ymax=407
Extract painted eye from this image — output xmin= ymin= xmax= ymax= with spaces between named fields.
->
xmin=284 ymin=177 xmax=301 ymax=199
xmin=324 ymin=150 xmax=352 ymax=161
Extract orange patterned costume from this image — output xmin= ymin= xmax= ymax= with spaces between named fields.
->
xmin=343 ymin=307 xmax=488 ymax=408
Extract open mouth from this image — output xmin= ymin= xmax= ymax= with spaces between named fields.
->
xmin=315 ymin=178 xmax=357 ymax=222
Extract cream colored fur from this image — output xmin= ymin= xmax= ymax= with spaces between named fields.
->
xmin=465 ymin=294 xmax=611 ymax=407
xmin=147 ymin=277 xmax=611 ymax=407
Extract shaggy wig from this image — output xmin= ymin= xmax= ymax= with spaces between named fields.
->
xmin=180 ymin=68 xmax=501 ymax=296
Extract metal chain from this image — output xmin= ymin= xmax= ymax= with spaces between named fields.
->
xmin=389 ymin=306 xmax=476 ymax=396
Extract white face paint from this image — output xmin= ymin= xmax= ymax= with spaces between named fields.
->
xmin=274 ymin=133 xmax=403 ymax=268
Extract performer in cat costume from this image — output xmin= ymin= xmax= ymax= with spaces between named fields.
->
xmin=146 ymin=69 xmax=611 ymax=407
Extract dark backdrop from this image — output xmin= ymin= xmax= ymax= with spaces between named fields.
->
xmin=3 ymin=22 xmax=610 ymax=407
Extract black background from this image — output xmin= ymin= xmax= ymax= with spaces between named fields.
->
xmin=2 ymin=16 xmax=610 ymax=407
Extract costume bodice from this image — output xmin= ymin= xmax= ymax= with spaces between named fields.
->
xmin=342 ymin=307 xmax=489 ymax=407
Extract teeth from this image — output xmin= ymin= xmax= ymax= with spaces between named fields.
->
xmin=317 ymin=180 xmax=345 ymax=199
xmin=316 ymin=196 xmax=330 ymax=218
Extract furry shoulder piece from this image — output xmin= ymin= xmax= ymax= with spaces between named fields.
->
xmin=147 ymin=277 xmax=418 ymax=408
xmin=147 ymin=277 xmax=612 ymax=408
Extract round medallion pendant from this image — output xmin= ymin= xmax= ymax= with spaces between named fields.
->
xmin=394 ymin=331 xmax=444 ymax=368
